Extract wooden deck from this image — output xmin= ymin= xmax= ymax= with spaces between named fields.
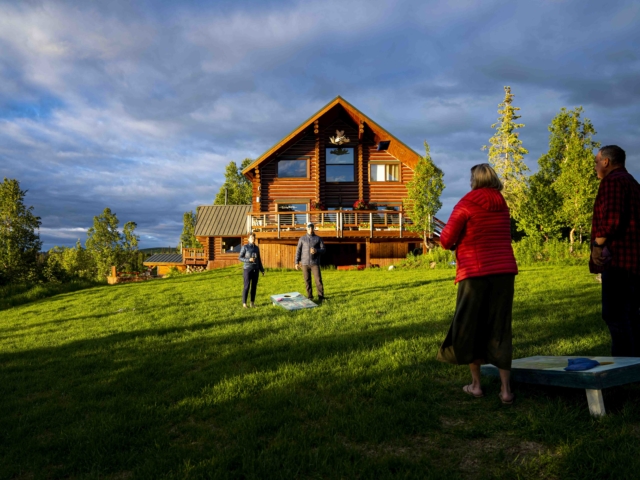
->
xmin=247 ymin=210 xmax=443 ymax=241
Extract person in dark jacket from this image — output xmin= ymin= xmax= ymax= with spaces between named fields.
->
xmin=295 ymin=223 xmax=326 ymax=300
xmin=590 ymin=145 xmax=640 ymax=356
xmin=437 ymin=163 xmax=518 ymax=404
xmin=239 ymin=233 xmax=264 ymax=308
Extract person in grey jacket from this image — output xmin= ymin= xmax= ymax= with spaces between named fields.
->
xmin=239 ymin=233 xmax=264 ymax=308
xmin=295 ymin=223 xmax=326 ymax=300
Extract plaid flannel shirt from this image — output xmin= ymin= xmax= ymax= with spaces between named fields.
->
xmin=590 ymin=167 xmax=640 ymax=275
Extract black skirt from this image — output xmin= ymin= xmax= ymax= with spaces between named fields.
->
xmin=437 ymin=274 xmax=515 ymax=370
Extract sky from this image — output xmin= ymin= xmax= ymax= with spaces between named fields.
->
xmin=1 ymin=0 xmax=639 ymax=251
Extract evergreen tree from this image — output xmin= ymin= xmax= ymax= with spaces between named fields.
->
xmin=483 ymin=86 xmax=529 ymax=218
xmin=179 ymin=210 xmax=202 ymax=249
xmin=0 ymin=178 xmax=42 ymax=285
xmin=404 ymin=141 xmax=445 ymax=250
xmin=213 ymin=158 xmax=253 ymax=205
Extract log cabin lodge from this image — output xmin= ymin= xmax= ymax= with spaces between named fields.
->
xmin=145 ymin=96 xmax=443 ymax=273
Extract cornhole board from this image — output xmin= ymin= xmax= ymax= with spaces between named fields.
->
xmin=481 ymin=356 xmax=640 ymax=417
xmin=270 ymin=292 xmax=318 ymax=310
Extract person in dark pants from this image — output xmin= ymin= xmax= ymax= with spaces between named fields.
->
xmin=294 ymin=223 xmax=326 ymax=301
xmin=437 ymin=164 xmax=518 ymax=404
xmin=590 ymin=145 xmax=640 ymax=356
xmin=239 ymin=233 xmax=264 ymax=308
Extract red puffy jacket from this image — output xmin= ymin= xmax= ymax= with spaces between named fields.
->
xmin=440 ymin=188 xmax=518 ymax=284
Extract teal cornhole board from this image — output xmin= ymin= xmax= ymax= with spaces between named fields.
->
xmin=481 ymin=356 xmax=640 ymax=417
xmin=271 ymin=292 xmax=318 ymax=310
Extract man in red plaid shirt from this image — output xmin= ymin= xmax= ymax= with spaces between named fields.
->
xmin=590 ymin=145 xmax=640 ymax=356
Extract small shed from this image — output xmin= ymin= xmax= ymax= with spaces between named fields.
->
xmin=194 ymin=205 xmax=252 ymax=269
xmin=143 ymin=253 xmax=185 ymax=275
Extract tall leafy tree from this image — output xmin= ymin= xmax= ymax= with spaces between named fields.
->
xmin=552 ymin=107 xmax=600 ymax=247
xmin=0 ymin=178 xmax=42 ymax=285
xmin=483 ymin=86 xmax=529 ymax=218
xmin=180 ymin=210 xmax=202 ymax=249
xmin=404 ymin=141 xmax=445 ymax=250
xmin=85 ymin=208 xmax=124 ymax=278
xmin=213 ymin=158 xmax=253 ymax=205
xmin=121 ymin=221 xmax=140 ymax=271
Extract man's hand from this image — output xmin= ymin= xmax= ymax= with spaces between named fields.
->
xmin=310 ymin=248 xmax=316 ymax=255
xmin=295 ymin=264 xmax=300 ymax=270
xmin=591 ymin=243 xmax=611 ymax=266
xmin=261 ymin=271 xmax=265 ymax=277
xmin=249 ymin=257 xmax=255 ymax=262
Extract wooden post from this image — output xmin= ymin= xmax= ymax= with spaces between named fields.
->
xmin=111 ymin=266 xmax=117 ymax=278
xmin=399 ymin=212 xmax=403 ymax=239
xmin=369 ymin=212 xmax=373 ymax=238
xmin=365 ymin=238 xmax=371 ymax=268
xmin=277 ymin=213 xmax=281 ymax=239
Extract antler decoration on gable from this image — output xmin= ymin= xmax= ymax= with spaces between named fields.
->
xmin=329 ymin=130 xmax=350 ymax=145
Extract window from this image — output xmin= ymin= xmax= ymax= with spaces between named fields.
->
xmin=278 ymin=203 xmax=307 ymax=226
xmin=278 ymin=157 xmax=308 ymax=178
xmin=326 ymin=147 xmax=354 ymax=182
xmin=222 ymin=237 xmax=242 ymax=253
xmin=370 ymin=163 xmax=399 ymax=182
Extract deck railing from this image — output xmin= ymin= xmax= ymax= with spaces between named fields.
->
xmin=182 ymin=248 xmax=206 ymax=262
xmin=247 ymin=211 xmax=444 ymax=239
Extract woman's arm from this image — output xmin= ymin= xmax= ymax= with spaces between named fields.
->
xmin=439 ymin=202 xmax=468 ymax=250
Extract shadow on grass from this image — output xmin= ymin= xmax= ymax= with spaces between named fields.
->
xmin=1 ymin=302 xmax=638 ymax=479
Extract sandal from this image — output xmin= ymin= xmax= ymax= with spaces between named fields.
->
xmin=463 ymin=384 xmax=484 ymax=398
xmin=499 ymin=393 xmax=515 ymax=405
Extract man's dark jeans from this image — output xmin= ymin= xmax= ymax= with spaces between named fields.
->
xmin=242 ymin=268 xmax=260 ymax=304
xmin=301 ymin=264 xmax=324 ymax=299
xmin=601 ymin=267 xmax=640 ymax=356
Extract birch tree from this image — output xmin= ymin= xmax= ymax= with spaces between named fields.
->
xmin=0 ymin=178 xmax=42 ymax=284
xmin=552 ymin=107 xmax=600 ymax=247
xmin=405 ymin=141 xmax=445 ymax=251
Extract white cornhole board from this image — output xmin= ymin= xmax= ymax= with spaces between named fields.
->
xmin=481 ymin=356 xmax=640 ymax=417
xmin=271 ymin=292 xmax=318 ymax=310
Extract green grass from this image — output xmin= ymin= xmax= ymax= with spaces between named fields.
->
xmin=1 ymin=265 xmax=639 ymax=479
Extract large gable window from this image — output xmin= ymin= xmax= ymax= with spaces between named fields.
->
xmin=326 ymin=147 xmax=354 ymax=182
xmin=278 ymin=157 xmax=309 ymax=178
xmin=370 ymin=163 xmax=399 ymax=182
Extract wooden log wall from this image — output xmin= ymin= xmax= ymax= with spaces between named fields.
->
xmin=260 ymin=128 xmax=317 ymax=212
xmin=250 ymin=108 xmax=416 ymax=215
xmin=258 ymin=243 xmax=298 ymax=269
xmin=323 ymin=119 xmax=359 ymax=207
xmin=369 ymin=242 xmax=411 ymax=268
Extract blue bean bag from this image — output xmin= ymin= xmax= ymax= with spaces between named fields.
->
xmin=564 ymin=358 xmax=601 ymax=371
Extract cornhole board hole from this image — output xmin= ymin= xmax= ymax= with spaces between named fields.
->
xmin=271 ymin=292 xmax=317 ymax=310
xmin=481 ymin=356 xmax=640 ymax=417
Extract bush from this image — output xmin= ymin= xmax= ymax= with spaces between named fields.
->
xmin=397 ymin=248 xmax=456 ymax=269
xmin=512 ymin=237 xmax=589 ymax=266
xmin=397 ymin=238 xmax=589 ymax=270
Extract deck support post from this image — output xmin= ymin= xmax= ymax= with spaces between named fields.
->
xmin=366 ymin=237 xmax=371 ymax=268
xmin=399 ymin=213 xmax=403 ymax=238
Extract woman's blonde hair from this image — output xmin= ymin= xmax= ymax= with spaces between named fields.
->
xmin=470 ymin=163 xmax=503 ymax=191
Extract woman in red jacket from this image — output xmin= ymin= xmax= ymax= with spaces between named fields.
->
xmin=436 ymin=164 xmax=518 ymax=404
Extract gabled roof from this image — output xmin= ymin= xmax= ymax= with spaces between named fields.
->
xmin=242 ymin=96 xmax=421 ymax=178
xmin=194 ymin=205 xmax=252 ymax=237
xmin=144 ymin=253 xmax=183 ymax=265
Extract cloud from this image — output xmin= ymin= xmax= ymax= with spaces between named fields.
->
xmin=0 ymin=0 xmax=639 ymax=249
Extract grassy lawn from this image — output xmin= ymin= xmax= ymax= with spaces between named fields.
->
xmin=1 ymin=265 xmax=639 ymax=479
